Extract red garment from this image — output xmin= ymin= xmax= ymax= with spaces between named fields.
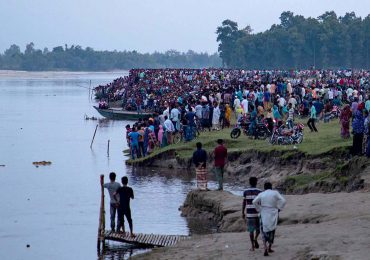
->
xmin=214 ymin=145 xmax=227 ymax=167
xmin=358 ymin=102 xmax=365 ymax=111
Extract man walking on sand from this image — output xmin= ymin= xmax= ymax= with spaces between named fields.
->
xmin=192 ymin=142 xmax=208 ymax=190
xmin=242 ymin=177 xmax=262 ymax=251
xmin=213 ymin=139 xmax=227 ymax=190
xmin=253 ymin=182 xmax=286 ymax=256
xmin=114 ymin=176 xmax=135 ymax=237
xmin=102 ymin=172 xmax=121 ymax=232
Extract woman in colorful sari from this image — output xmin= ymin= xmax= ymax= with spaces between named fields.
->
xmin=272 ymin=105 xmax=282 ymax=126
xmin=143 ymin=126 xmax=150 ymax=154
xmin=147 ymin=128 xmax=157 ymax=154
xmin=249 ymin=105 xmax=258 ymax=139
xmin=340 ymin=105 xmax=351 ymax=139
xmin=225 ymin=104 xmax=231 ymax=128
xmin=235 ymin=104 xmax=244 ymax=122
xmin=158 ymin=125 xmax=164 ymax=146
xmin=352 ymin=110 xmax=364 ymax=156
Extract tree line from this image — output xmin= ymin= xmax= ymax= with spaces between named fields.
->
xmin=216 ymin=11 xmax=370 ymax=69
xmin=0 ymin=43 xmax=221 ymax=71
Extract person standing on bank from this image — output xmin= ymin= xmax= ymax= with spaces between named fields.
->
xmin=102 ymin=172 xmax=121 ymax=232
xmin=307 ymin=102 xmax=318 ymax=132
xmin=242 ymin=177 xmax=262 ymax=252
xmin=253 ymin=182 xmax=286 ymax=257
xmin=114 ymin=176 xmax=135 ymax=237
xmin=192 ymin=142 xmax=208 ymax=190
xmin=213 ymin=139 xmax=227 ymax=190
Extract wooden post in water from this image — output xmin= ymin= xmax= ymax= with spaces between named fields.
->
xmin=90 ymin=124 xmax=98 ymax=149
xmin=97 ymin=174 xmax=105 ymax=253
xmin=90 ymin=80 xmax=93 ymax=100
xmin=107 ymin=140 xmax=110 ymax=157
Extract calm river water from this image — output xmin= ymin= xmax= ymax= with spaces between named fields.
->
xmin=0 ymin=71 xmax=244 ymax=260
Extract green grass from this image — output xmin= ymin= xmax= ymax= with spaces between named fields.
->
xmin=126 ymin=119 xmax=352 ymax=164
xmin=285 ymin=172 xmax=332 ymax=189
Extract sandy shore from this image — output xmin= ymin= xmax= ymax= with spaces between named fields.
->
xmin=133 ymin=191 xmax=370 ymax=260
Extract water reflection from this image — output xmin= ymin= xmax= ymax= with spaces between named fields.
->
xmin=98 ymin=243 xmax=151 ymax=260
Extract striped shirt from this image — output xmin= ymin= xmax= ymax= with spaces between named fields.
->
xmin=243 ymin=188 xmax=262 ymax=218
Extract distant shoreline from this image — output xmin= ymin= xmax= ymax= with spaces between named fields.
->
xmin=0 ymin=70 xmax=129 ymax=78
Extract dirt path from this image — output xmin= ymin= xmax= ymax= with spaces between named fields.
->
xmin=133 ymin=191 xmax=370 ymax=260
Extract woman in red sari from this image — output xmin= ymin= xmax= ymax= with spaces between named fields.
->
xmin=340 ymin=105 xmax=351 ymax=139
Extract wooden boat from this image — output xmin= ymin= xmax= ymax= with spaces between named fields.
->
xmin=93 ymin=106 xmax=152 ymax=120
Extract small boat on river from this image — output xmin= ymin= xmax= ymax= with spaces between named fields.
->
xmin=93 ymin=106 xmax=152 ymax=120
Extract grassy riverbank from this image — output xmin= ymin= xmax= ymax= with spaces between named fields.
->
xmin=126 ymin=119 xmax=352 ymax=164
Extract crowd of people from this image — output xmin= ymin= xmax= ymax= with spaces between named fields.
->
xmin=97 ymin=69 xmax=370 ymax=258
xmin=96 ymin=69 xmax=370 ymax=159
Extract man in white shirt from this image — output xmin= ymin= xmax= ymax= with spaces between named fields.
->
xmin=346 ymin=87 xmax=354 ymax=100
xmin=301 ymin=87 xmax=305 ymax=98
xmin=287 ymin=103 xmax=294 ymax=129
xmin=163 ymin=107 xmax=170 ymax=118
xmin=278 ymin=96 xmax=286 ymax=109
xmin=288 ymin=95 xmax=297 ymax=109
xmin=170 ymin=107 xmax=180 ymax=131
xmin=195 ymin=102 xmax=203 ymax=119
xmin=233 ymin=96 xmax=241 ymax=110
xmin=328 ymin=88 xmax=334 ymax=100
xmin=163 ymin=116 xmax=175 ymax=144
xmin=253 ymin=182 xmax=286 ymax=257
xmin=287 ymin=82 xmax=292 ymax=94
xmin=102 ymin=172 xmax=121 ymax=232
xmin=241 ymin=96 xmax=249 ymax=115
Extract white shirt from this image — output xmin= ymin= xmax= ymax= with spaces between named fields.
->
xmin=163 ymin=108 xmax=170 ymax=118
xmin=346 ymin=88 xmax=354 ymax=97
xmin=288 ymin=97 xmax=297 ymax=108
xmin=278 ymin=97 xmax=286 ymax=107
xmin=195 ymin=105 xmax=202 ymax=118
xmin=253 ymin=189 xmax=286 ymax=232
xmin=287 ymin=83 xmax=292 ymax=94
xmin=164 ymin=119 xmax=175 ymax=132
xmin=328 ymin=89 xmax=334 ymax=99
xmin=212 ymin=106 xmax=221 ymax=124
xmin=234 ymin=98 xmax=240 ymax=109
xmin=241 ymin=99 xmax=249 ymax=113
xmin=170 ymin=108 xmax=180 ymax=122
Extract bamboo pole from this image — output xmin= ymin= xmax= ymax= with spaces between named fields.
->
xmin=90 ymin=124 xmax=98 ymax=149
xmin=97 ymin=174 xmax=105 ymax=253
xmin=90 ymin=80 xmax=93 ymax=100
xmin=107 ymin=140 xmax=110 ymax=157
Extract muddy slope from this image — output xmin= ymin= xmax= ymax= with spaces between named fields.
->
xmin=128 ymin=147 xmax=370 ymax=194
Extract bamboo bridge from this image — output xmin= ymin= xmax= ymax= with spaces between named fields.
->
xmin=97 ymin=175 xmax=188 ymax=252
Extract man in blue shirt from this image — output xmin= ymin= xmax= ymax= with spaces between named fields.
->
xmin=313 ymin=99 xmax=324 ymax=120
xmin=185 ymin=107 xmax=196 ymax=141
xmin=128 ymin=127 xmax=142 ymax=160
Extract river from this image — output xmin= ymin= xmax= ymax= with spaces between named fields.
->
xmin=0 ymin=71 xmax=244 ymax=260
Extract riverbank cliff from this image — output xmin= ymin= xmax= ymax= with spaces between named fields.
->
xmin=127 ymin=146 xmax=370 ymax=194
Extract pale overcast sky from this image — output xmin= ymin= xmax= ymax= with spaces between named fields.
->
xmin=0 ymin=0 xmax=369 ymax=53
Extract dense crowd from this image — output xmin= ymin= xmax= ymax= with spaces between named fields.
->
xmin=95 ymin=69 xmax=370 ymax=159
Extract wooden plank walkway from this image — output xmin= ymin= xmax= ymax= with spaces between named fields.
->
xmin=103 ymin=231 xmax=188 ymax=247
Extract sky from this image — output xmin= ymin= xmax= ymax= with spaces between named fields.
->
xmin=0 ymin=0 xmax=369 ymax=54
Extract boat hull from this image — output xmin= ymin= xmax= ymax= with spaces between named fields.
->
xmin=93 ymin=106 xmax=152 ymax=120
